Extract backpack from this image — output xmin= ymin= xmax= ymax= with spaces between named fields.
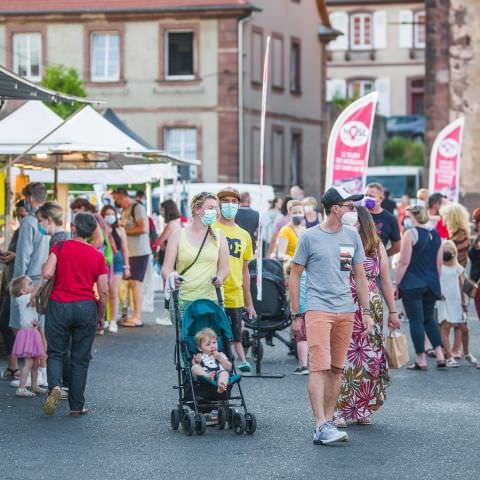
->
xmin=132 ymin=203 xmax=159 ymax=250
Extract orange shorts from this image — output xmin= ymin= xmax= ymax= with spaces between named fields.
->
xmin=305 ymin=311 xmax=354 ymax=372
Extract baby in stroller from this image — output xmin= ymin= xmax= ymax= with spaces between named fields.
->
xmin=192 ymin=328 xmax=232 ymax=393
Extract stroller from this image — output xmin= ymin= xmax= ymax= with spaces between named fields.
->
xmin=242 ymin=259 xmax=293 ymax=362
xmin=170 ymin=288 xmax=257 ymax=436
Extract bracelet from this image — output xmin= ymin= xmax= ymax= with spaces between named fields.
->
xmin=389 ymin=311 xmax=397 ymax=314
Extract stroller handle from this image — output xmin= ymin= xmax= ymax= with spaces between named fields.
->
xmin=212 ymin=277 xmax=224 ymax=308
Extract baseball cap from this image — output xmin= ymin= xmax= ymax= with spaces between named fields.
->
xmin=321 ymin=186 xmax=364 ymax=208
xmin=217 ymin=186 xmax=241 ymax=201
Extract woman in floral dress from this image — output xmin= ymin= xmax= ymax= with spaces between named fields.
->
xmin=336 ymin=206 xmax=400 ymax=426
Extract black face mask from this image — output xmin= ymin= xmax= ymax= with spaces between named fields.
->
xmin=443 ymin=251 xmax=454 ymax=262
xmin=292 ymin=215 xmax=303 ymax=226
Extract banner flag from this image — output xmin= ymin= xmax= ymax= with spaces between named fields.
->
xmin=325 ymin=92 xmax=378 ymax=193
xmin=429 ymin=117 xmax=465 ymax=202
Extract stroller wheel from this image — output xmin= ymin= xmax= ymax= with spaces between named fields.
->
xmin=242 ymin=330 xmax=251 ymax=353
xmin=194 ymin=413 xmax=207 ymax=435
xmin=232 ymin=412 xmax=246 ymax=435
xmin=227 ymin=408 xmax=236 ymax=430
xmin=218 ymin=407 xmax=227 ymax=430
xmin=251 ymin=340 xmax=264 ymax=363
xmin=182 ymin=411 xmax=195 ymax=436
xmin=245 ymin=413 xmax=257 ymax=435
xmin=170 ymin=408 xmax=181 ymax=430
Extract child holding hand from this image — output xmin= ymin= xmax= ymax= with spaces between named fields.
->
xmin=191 ymin=328 xmax=232 ymax=393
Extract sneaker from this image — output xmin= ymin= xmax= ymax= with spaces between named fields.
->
xmin=38 ymin=368 xmax=48 ymax=388
xmin=313 ymin=422 xmax=348 ymax=445
xmin=10 ymin=377 xmax=31 ymax=388
xmin=32 ymin=385 xmax=48 ymax=395
xmin=465 ymin=353 xmax=478 ymax=365
xmin=108 ymin=321 xmax=118 ymax=333
xmin=16 ymin=387 xmax=36 ymax=397
xmin=43 ymin=386 xmax=61 ymax=416
xmin=60 ymin=387 xmax=69 ymax=400
xmin=155 ymin=314 xmax=173 ymax=326
xmin=238 ymin=361 xmax=252 ymax=373
xmin=446 ymin=358 xmax=460 ymax=368
xmin=293 ymin=367 xmax=309 ymax=375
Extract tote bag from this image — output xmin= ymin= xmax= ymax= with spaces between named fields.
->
xmin=386 ymin=329 xmax=409 ymax=369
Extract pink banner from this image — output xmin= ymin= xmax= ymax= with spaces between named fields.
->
xmin=325 ymin=92 xmax=378 ymax=193
xmin=429 ymin=117 xmax=464 ymax=202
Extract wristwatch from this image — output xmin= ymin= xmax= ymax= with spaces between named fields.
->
xmin=290 ymin=312 xmax=303 ymax=321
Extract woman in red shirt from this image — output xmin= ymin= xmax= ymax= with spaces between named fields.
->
xmin=42 ymin=213 xmax=108 ymax=417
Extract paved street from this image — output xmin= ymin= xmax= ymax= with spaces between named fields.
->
xmin=1 ymin=300 xmax=480 ymax=480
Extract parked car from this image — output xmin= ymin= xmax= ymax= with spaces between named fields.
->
xmin=386 ymin=115 xmax=425 ymax=142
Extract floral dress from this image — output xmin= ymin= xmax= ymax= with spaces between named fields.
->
xmin=336 ymin=254 xmax=390 ymax=421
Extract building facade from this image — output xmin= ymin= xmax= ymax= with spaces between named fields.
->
xmin=326 ymin=0 xmax=425 ymax=117
xmin=0 ymin=0 xmax=332 ymax=195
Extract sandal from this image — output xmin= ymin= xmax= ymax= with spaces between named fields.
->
xmin=119 ymin=321 xmax=143 ymax=328
xmin=2 ymin=368 xmax=20 ymax=380
xmin=425 ymin=349 xmax=436 ymax=358
xmin=407 ymin=362 xmax=427 ymax=371
xmin=357 ymin=417 xmax=372 ymax=425
xmin=70 ymin=407 xmax=89 ymax=416
xmin=436 ymin=360 xmax=447 ymax=369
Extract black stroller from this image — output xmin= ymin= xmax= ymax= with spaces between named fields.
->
xmin=242 ymin=259 xmax=293 ymax=363
xmin=170 ymin=288 xmax=257 ymax=436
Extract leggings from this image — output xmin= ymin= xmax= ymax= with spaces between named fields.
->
xmin=0 ymin=294 xmax=15 ymax=355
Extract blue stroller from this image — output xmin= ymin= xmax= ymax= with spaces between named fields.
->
xmin=170 ymin=288 xmax=257 ymax=436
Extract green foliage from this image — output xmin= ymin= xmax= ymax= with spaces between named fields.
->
xmin=384 ymin=137 xmax=425 ymax=166
xmin=41 ymin=65 xmax=87 ymax=119
xmin=331 ymin=95 xmax=356 ymax=110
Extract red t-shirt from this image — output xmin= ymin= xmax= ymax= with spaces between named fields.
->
xmin=436 ymin=217 xmax=449 ymax=239
xmin=49 ymin=240 xmax=108 ymax=303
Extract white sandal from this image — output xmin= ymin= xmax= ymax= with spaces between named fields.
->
xmin=16 ymin=387 xmax=36 ymax=397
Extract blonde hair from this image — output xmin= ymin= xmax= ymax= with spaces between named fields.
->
xmin=195 ymin=328 xmax=217 ymax=349
xmin=9 ymin=276 xmax=29 ymax=298
xmin=440 ymin=203 xmax=470 ymax=236
xmin=442 ymin=240 xmax=459 ymax=266
xmin=406 ymin=205 xmax=429 ymax=225
xmin=190 ymin=192 xmax=218 ymax=241
xmin=283 ymin=259 xmax=293 ymax=276
xmin=287 ymin=199 xmax=303 ymax=213
xmin=37 ymin=202 xmax=64 ymax=226
xmin=302 ymin=196 xmax=318 ymax=208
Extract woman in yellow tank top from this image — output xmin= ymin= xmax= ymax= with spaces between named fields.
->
xmin=162 ymin=192 xmax=230 ymax=305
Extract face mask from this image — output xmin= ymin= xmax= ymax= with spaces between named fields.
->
xmin=404 ymin=218 xmax=413 ymax=230
xmin=304 ymin=205 xmax=314 ymax=214
xmin=37 ymin=223 xmax=48 ymax=235
xmin=364 ymin=197 xmax=376 ymax=210
xmin=201 ymin=208 xmax=217 ymax=226
xmin=292 ymin=215 xmax=304 ymax=226
xmin=221 ymin=203 xmax=239 ymax=220
xmin=105 ymin=214 xmax=116 ymax=225
xmin=341 ymin=211 xmax=358 ymax=227
xmin=443 ymin=251 xmax=454 ymax=262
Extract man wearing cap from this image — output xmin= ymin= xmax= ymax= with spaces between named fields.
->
xmin=289 ymin=186 xmax=373 ymax=445
xmin=215 ymin=187 xmax=256 ymax=373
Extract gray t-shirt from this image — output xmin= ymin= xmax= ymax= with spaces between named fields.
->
xmin=293 ymin=225 xmax=365 ymax=313
xmin=121 ymin=202 xmax=151 ymax=257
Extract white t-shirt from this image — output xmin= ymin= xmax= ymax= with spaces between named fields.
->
xmin=15 ymin=294 xmax=39 ymax=328
xmin=438 ymin=264 xmax=465 ymax=324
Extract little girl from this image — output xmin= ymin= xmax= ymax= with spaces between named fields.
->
xmin=191 ymin=328 xmax=232 ymax=393
xmin=437 ymin=240 xmax=469 ymax=368
xmin=10 ymin=275 xmax=47 ymax=397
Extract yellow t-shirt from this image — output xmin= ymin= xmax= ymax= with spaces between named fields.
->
xmin=214 ymin=222 xmax=253 ymax=308
xmin=278 ymin=225 xmax=300 ymax=258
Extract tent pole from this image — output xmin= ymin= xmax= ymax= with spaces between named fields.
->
xmin=53 ymin=165 xmax=58 ymax=200
xmin=4 ymin=157 xmax=12 ymax=246
xmin=145 ymin=182 xmax=152 ymax=217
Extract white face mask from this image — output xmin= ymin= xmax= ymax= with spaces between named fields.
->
xmin=105 ymin=214 xmax=116 ymax=225
xmin=341 ymin=211 xmax=358 ymax=227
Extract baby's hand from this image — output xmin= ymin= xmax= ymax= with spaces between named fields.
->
xmin=208 ymin=372 xmax=216 ymax=381
xmin=193 ymin=353 xmax=201 ymax=364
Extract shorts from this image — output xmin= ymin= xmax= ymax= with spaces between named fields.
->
xmin=129 ymin=254 xmax=150 ymax=282
xmin=305 ymin=311 xmax=354 ymax=372
xmin=113 ymin=251 xmax=124 ymax=275
xmin=225 ymin=308 xmax=243 ymax=342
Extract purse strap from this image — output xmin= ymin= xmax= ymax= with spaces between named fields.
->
xmin=179 ymin=229 xmax=210 ymax=277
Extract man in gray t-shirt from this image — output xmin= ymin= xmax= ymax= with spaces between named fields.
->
xmin=113 ymin=188 xmax=151 ymax=327
xmin=289 ymin=186 xmax=373 ymax=446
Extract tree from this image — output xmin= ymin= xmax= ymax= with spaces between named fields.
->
xmin=41 ymin=65 xmax=87 ymax=119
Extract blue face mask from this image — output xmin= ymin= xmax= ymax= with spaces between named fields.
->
xmin=37 ymin=223 xmax=48 ymax=236
xmin=221 ymin=203 xmax=239 ymax=220
xmin=201 ymin=209 xmax=217 ymax=226
xmin=404 ymin=218 xmax=413 ymax=230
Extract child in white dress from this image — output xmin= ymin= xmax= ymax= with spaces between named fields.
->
xmin=437 ymin=241 xmax=468 ymax=367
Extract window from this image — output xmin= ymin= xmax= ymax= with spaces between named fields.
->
xmin=271 ymin=35 xmax=284 ymax=90
xmin=13 ymin=33 xmax=42 ymax=81
xmin=166 ymin=31 xmax=194 ymax=79
xmin=271 ymin=126 xmax=285 ymax=186
xmin=250 ymin=127 xmax=261 ymax=182
xmin=350 ymin=13 xmax=372 ymax=50
xmin=290 ymin=132 xmax=302 ymax=186
xmin=164 ymin=128 xmax=197 ymax=160
xmin=290 ymin=39 xmax=301 ymax=93
xmin=414 ymin=11 xmax=426 ymax=48
xmin=348 ymin=79 xmax=374 ymax=98
xmin=251 ymin=28 xmax=263 ymax=85
xmin=90 ymin=32 xmax=120 ymax=82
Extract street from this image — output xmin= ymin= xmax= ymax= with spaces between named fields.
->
xmin=1 ymin=301 xmax=480 ymax=480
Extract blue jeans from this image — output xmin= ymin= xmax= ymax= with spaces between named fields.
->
xmin=401 ymin=287 xmax=442 ymax=354
xmin=45 ymin=300 xmax=97 ymax=411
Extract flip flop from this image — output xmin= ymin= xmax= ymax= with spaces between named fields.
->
xmin=425 ymin=349 xmax=436 ymax=358
xmin=119 ymin=322 xmax=144 ymax=328
xmin=436 ymin=360 xmax=447 ymax=369
xmin=407 ymin=362 xmax=427 ymax=371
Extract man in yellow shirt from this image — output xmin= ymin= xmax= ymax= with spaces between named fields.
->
xmin=215 ymin=187 xmax=256 ymax=372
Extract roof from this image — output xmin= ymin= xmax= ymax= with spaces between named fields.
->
xmin=103 ymin=108 xmax=152 ymax=149
xmin=0 ymin=1 xmax=257 ymax=15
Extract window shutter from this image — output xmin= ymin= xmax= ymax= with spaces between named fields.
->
xmin=326 ymin=79 xmax=347 ymax=101
xmin=328 ymin=12 xmax=348 ymax=50
xmin=373 ymin=11 xmax=387 ymax=49
xmin=375 ymin=77 xmax=391 ymax=116
xmin=399 ymin=10 xmax=413 ymax=48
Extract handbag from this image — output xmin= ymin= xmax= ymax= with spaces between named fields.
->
xmin=35 ymin=241 xmax=65 ymax=315
xmin=463 ymin=277 xmax=478 ymax=299
xmin=386 ymin=329 xmax=409 ymax=369
xmin=165 ymin=229 xmax=210 ymax=309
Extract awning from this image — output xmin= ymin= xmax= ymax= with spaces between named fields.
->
xmin=102 ymin=108 xmax=152 ymax=149
xmin=0 ymin=64 xmax=103 ymax=104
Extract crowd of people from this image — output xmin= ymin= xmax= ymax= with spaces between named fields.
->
xmin=1 ymin=179 xmax=480 ymax=448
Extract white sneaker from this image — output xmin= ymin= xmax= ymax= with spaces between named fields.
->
xmin=59 ymin=387 xmax=69 ymax=400
xmin=155 ymin=314 xmax=172 ymax=326
xmin=108 ymin=321 xmax=118 ymax=333
xmin=446 ymin=358 xmax=460 ymax=368
xmin=465 ymin=353 xmax=478 ymax=365
xmin=10 ymin=376 xmax=31 ymax=388
xmin=32 ymin=385 xmax=48 ymax=395
xmin=16 ymin=387 xmax=36 ymax=397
